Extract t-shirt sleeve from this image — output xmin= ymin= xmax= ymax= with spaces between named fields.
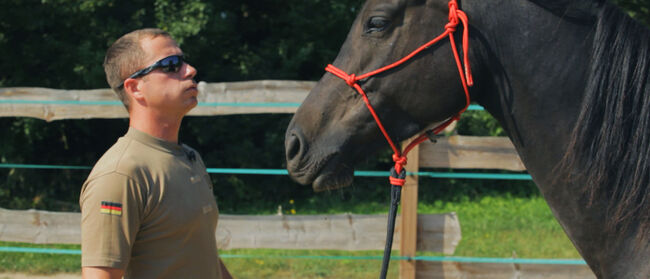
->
xmin=79 ymin=172 xmax=144 ymax=268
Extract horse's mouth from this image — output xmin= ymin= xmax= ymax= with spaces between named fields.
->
xmin=312 ymin=163 xmax=354 ymax=192
xmin=288 ymin=152 xmax=355 ymax=192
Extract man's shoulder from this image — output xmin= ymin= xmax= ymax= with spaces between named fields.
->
xmin=87 ymin=137 xmax=151 ymax=180
xmin=82 ymin=137 xmax=152 ymax=198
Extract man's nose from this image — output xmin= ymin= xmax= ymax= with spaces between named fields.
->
xmin=184 ymin=63 xmax=197 ymax=79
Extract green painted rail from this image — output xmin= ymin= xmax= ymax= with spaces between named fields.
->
xmin=0 ymin=164 xmax=531 ymax=180
xmin=0 ymin=246 xmax=584 ymax=265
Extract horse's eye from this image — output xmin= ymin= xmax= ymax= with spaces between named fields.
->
xmin=365 ymin=16 xmax=390 ymax=33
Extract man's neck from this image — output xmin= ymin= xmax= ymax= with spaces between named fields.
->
xmin=129 ymin=110 xmax=183 ymax=143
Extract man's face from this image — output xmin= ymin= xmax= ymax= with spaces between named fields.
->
xmin=137 ymin=36 xmax=198 ymax=117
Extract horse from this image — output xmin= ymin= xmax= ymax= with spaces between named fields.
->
xmin=284 ymin=0 xmax=649 ymax=277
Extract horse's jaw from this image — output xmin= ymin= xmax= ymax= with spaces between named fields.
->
xmin=286 ymin=150 xmax=355 ymax=192
xmin=285 ymin=126 xmax=356 ymax=191
xmin=311 ymin=162 xmax=355 ymax=192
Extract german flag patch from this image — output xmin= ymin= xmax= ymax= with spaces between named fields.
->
xmin=100 ymin=201 xmax=122 ymax=216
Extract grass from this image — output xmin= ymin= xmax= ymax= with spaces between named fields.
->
xmin=0 ymin=242 xmax=80 ymax=274
xmin=418 ymin=195 xmax=580 ymax=259
xmin=220 ymin=249 xmax=399 ymax=279
xmin=0 ymin=194 xmax=581 ymax=278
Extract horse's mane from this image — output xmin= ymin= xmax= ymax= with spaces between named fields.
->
xmin=561 ymin=2 xmax=650 ymax=241
xmin=528 ymin=0 xmax=603 ymax=22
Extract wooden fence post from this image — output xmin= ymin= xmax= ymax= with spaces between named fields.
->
xmin=399 ymin=141 xmax=419 ymax=279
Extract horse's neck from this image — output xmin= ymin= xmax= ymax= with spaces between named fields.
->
xmin=466 ymin=1 xmax=649 ymax=277
xmin=468 ymin=0 xmax=592 ymax=184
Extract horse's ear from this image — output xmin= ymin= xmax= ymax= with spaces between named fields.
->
xmin=528 ymin=0 xmax=604 ymax=21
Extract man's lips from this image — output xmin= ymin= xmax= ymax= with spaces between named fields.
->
xmin=186 ymin=84 xmax=198 ymax=96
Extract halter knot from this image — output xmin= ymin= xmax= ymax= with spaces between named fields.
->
xmin=392 ymin=153 xmax=407 ymax=174
xmin=445 ymin=21 xmax=458 ymax=32
xmin=446 ymin=1 xmax=459 ymax=32
xmin=448 ymin=0 xmax=459 ymax=12
xmin=392 ymin=153 xmax=407 ymax=166
xmin=346 ymin=73 xmax=357 ymax=87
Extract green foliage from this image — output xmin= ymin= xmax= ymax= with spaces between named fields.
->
xmin=0 ymin=118 xmax=128 ymax=211
xmin=614 ymin=0 xmax=650 ymax=25
xmin=457 ymin=110 xmax=505 ymax=136
xmin=181 ymin=0 xmax=363 ymax=82
xmin=154 ymin=0 xmax=208 ymax=44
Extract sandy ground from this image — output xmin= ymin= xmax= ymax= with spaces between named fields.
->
xmin=0 ymin=273 xmax=80 ymax=279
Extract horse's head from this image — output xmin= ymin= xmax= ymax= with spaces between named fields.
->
xmin=286 ymin=0 xmax=475 ymax=191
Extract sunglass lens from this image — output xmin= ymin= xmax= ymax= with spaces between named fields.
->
xmin=161 ymin=56 xmax=182 ymax=72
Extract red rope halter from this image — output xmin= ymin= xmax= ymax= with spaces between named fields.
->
xmin=325 ymin=0 xmax=473 ymax=186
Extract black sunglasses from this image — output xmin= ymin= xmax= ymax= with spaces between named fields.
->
xmin=118 ymin=55 xmax=184 ymax=89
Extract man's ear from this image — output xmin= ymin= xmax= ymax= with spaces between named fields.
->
xmin=123 ymin=78 xmax=145 ymax=101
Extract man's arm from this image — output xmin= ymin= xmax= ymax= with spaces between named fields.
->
xmin=82 ymin=266 xmax=124 ymax=279
xmin=80 ymin=173 xmax=142 ymax=276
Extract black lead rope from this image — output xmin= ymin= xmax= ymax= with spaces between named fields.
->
xmin=379 ymin=167 xmax=406 ymax=279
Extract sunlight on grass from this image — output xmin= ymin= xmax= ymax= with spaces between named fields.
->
xmin=221 ymin=249 xmax=399 ymax=279
xmin=418 ymin=195 xmax=580 ymax=258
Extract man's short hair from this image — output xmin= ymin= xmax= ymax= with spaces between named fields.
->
xmin=103 ymin=28 xmax=173 ymax=110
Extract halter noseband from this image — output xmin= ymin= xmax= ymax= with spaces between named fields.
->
xmin=325 ymin=0 xmax=473 ymax=185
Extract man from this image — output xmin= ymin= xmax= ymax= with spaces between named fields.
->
xmin=79 ymin=28 xmax=232 ymax=279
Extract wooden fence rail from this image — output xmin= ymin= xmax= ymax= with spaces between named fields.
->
xmin=0 ymin=208 xmax=460 ymax=254
xmin=0 ymin=81 xmax=313 ymax=121
xmin=0 ymin=208 xmax=595 ymax=279
xmin=417 ymin=262 xmax=594 ymax=279
xmin=419 ymin=135 xmax=524 ymax=171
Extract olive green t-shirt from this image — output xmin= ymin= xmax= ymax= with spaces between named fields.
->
xmin=80 ymin=128 xmax=222 ymax=279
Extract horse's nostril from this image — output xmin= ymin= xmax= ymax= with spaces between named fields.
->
xmin=286 ymin=132 xmax=302 ymax=161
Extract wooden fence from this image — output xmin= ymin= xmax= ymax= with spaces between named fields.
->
xmin=0 ymin=208 xmax=460 ymax=253
xmin=0 ymin=80 xmax=312 ymax=121
xmin=0 ymin=82 xmax=594 ymax=278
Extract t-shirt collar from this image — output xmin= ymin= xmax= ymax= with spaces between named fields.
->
xmin=125 ymin=127 xmax=185 ymax=156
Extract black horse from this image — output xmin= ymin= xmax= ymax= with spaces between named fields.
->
xmin=285 ymin=0 xmax=649 ymax=277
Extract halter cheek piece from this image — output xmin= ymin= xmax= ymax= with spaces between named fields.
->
xmin=323 ymin=1 xmax=473 ymax=278
xmin=325 ymin=0 xmax=473 ymax=183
